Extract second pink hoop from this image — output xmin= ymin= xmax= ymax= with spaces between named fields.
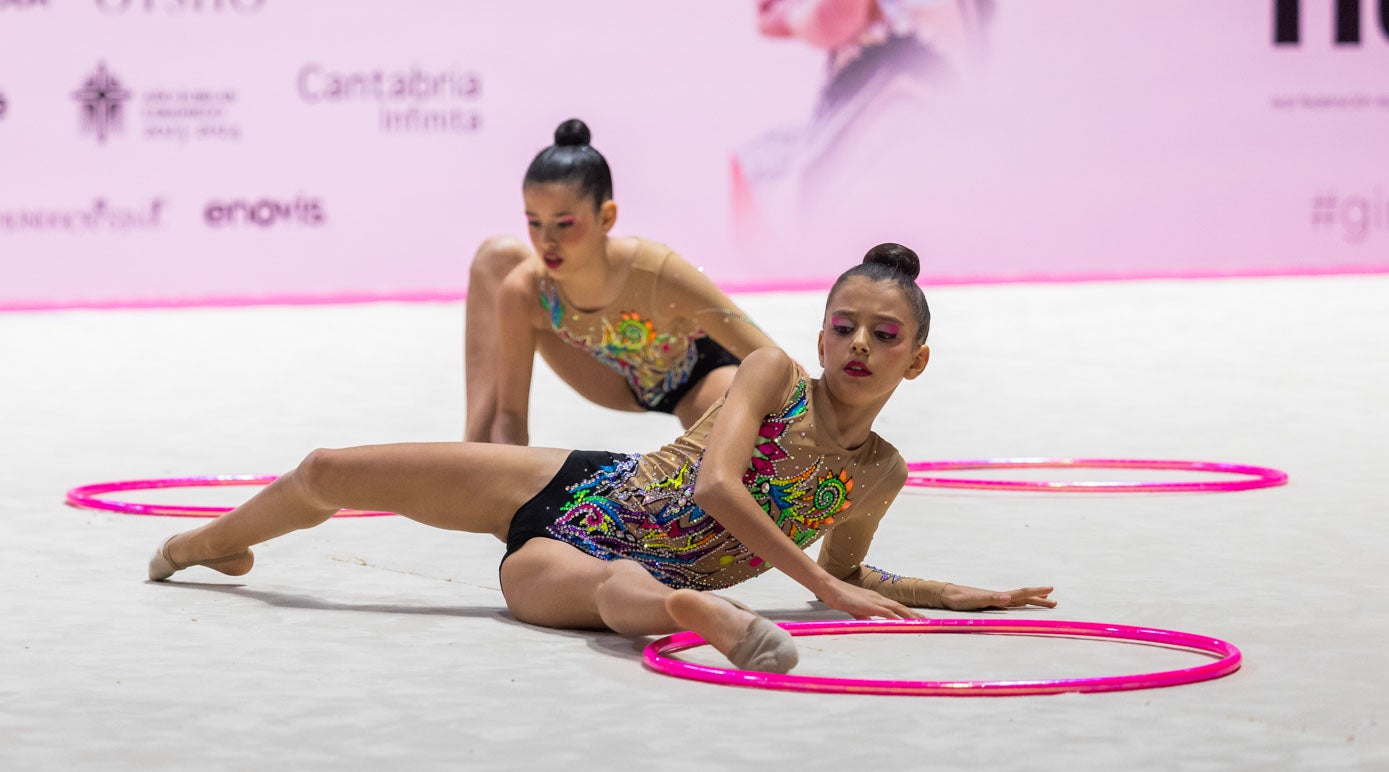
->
xmin=645 ymin=617 xmax=1241 ymax=696
xmin=65 ymin=476 xmax=394 ymax=518
xmin=904 ymin=458 xmax=1287 ymax=493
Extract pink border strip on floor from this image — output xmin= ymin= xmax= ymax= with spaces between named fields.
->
xmin=725 ymin=264 xmax=1389 ymax=295
xmin=3 ymin=264 xmax=1387 ymax=313
xmin=0 ymin=289 xmax=468 ymax=313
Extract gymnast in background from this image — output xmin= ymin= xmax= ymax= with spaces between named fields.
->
xmin=149 ymin=243 xmax=1054 ymax=674
xmin=465 ymin=119 xmax=777 ymax=445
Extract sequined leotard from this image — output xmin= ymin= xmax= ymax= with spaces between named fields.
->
xmin=536 ymin=239 xmax=740 ymax=412
xmin=504 ymin=362 xmax=906 ymax=590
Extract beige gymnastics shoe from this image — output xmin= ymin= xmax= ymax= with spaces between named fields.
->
xmin=148 ymin=536 xmax=253 ymax=581
xmin=715 ymin=594 xmax=799 ymax=674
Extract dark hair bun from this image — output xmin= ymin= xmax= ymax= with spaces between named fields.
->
xmin=863 ymin=242 xmax=920 ymax=281
xmin=554 ymin=118 xmax=591 ymax=147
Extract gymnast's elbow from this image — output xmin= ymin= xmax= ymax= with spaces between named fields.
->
xmin=693 ymin=469 xmax=744 ymax=512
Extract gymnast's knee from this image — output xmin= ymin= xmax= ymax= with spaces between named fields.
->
xmin=595 ymin=559 xmax=655 ymax=600
xmin=470 ymin=235 xmax=529 ymax=282
xmin=291 ymin=447 xmax=348 ymax=509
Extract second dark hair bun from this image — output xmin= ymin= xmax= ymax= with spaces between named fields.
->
xmin=554 ymin=118 xmax=591 ymax=147
xmin=863 ymin=242 xmax=921 ymax=281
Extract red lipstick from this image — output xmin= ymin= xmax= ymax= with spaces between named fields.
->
xmin=844 ymin=360 xmax=872 ymax=377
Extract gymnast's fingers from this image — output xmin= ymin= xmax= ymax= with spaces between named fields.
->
xmin=853 ymin=598 xmax=914 ymax=620
xmin=887 ymin=598 xmax=922 ymax=619
xmin=887 ymin=600 xmax=921 ymax=619
xmin=1009 ymin=586 xmax=1056 ymax=608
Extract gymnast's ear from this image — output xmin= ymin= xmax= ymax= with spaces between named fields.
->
xmin=599 ymin=199 xmax=617 ymax=233
xmin=816 ymin=329 xmax=826 ymax=369
xmin=903 ymin=343 xmax=930 ymax=380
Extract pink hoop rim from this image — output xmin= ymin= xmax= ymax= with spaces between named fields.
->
xmin=904 ymin=458 xmax=1288 ymax=492
xmin=64 ymin=476 xmax=394 ymax=518
xmin=644 ymin=618 xmax=1241 ymax=696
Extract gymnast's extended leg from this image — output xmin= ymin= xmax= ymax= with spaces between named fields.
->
xmin=150 ymin=442 xmax=569 ymax=579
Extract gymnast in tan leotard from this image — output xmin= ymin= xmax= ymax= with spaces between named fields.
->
xmin=464 ymin=119 xmax=775 ymax=445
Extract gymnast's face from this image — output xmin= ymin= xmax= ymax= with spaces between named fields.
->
xmin=523 ymin=181 xmax=617 ymax=275
xmin=756 ymin=0 xmax=878 ymax=49
xmin=818 ymin=276 xmax=930 ymax=402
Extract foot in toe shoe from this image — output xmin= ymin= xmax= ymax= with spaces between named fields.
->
xmin=148 ymin=536 xmax=253 ymax=581
xmin=727 ymin=617 xmax=799 ymax=673
xmin=148 ymin=536 xmax=182 ymax=581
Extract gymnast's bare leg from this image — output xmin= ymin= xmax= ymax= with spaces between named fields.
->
xmin=155 ymin=442 xmax=567 ymax=571
xmin=501 ymin=539 xmax=793 ymax=668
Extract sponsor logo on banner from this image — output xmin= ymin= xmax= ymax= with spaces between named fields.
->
xmin=73 ymin=62 xmax=242 ymax=144
xmin=1273 ymin=0 xmax=1389 ymax=45
xmin=297 ymin=64 xmax=483 ymax=135
xmin=0 ymin=0 xmax=50 ymax=9
xmin=1311 ymin=188 xmax=1388 ymax=243
xmin=204 ymin=196 xmax=325 ymax=228
xmin=0 ymin=198 xmax=165 ymax=232
xmin=95 ymin=0 xmax=265 ymax=14
xmin=73 ymin=62 xmax=132 ymax=144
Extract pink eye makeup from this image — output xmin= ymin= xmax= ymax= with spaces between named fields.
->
xmin=875 ymin=322 xmax=901 ymax=337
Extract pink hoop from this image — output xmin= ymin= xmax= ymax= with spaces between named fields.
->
xmin=64 ymin=476 xmax=394 ymax=518
xmin=904 ymin=458 xmax=1287 ymax=492
xmin=644 ymin=618 xmax=1241 ymax=696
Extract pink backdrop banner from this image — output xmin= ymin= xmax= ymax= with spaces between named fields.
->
xmin=1 ymin=1 xmax=1386 ymax=309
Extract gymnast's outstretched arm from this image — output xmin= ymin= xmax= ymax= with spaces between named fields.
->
xmin=817 ymin=470 xmax=1058 ymax=611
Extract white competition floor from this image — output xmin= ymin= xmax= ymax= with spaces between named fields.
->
xmin=2 ymin=275 xmax=1386 ymax=770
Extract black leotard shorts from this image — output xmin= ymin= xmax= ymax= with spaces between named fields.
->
xmin=501 ymin=449 xmax=631 ymax=566
xmin=643 ymin=337 xmax=740 ymax=414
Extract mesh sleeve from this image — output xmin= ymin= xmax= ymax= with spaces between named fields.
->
xmin=851 ymin=564 xmax=949 ymax=609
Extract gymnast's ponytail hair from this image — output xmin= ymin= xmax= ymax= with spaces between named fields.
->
xmin=523 ymin=118 xmax=614 ymax=208
xmin=828 ymin=243 xmax=931 ymax=344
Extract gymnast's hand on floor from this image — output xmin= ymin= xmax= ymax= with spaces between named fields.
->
xmin=821 ymin=581 xmax=922 ymax=620
xmin=940 ymin=584 xmax=1057 ymax=610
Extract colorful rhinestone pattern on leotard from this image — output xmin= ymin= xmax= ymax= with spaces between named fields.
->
xmin=538 ymin=280 xmax=701 ymax=410
xmin=544 ymin=376 xmax=881 ymax=590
